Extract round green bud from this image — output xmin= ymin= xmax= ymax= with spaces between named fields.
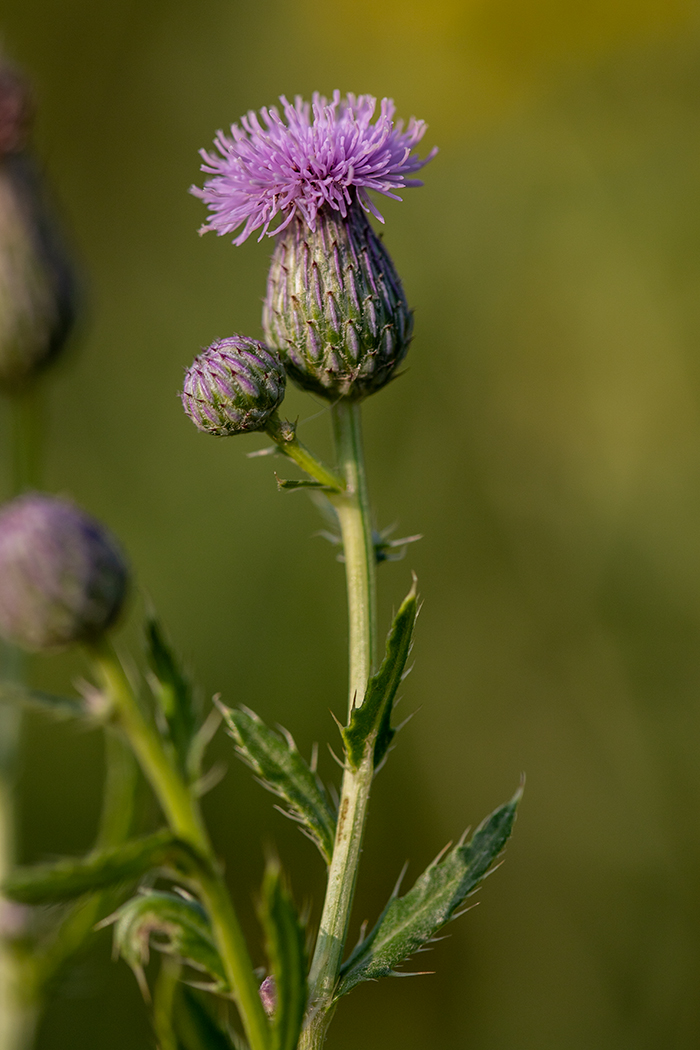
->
xmin=181 ymin=336 xmax=286 ymax=436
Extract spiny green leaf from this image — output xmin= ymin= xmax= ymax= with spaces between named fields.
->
xmin=342 ymin=581 xmax=417 ymax=771
xmin=4 ymin=830 xmax=202 ymax=904
xmin=259 ymin=863 xmax=307 ymax=1050
xmin=146 ymin=618 xmax=198 ymax=778
xmin=0 ymin=683 xmax=84 ymax=718
xmin=337 ymin=787 xmax=522 ymax=996
xmin=221 ymin=705 xmax=336 ymax=865
xmin=112 ymin=890 xmax=227 ymax=997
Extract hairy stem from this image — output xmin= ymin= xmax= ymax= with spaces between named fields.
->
xmin=90 ymin=642 xmax=270 ymax=1050
xmin=301 ymin=400 xmax=377 ymax=1049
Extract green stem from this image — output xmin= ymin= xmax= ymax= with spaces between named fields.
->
xmin=0 ymin=386 xmax=44 ymax=1050
xmin=90 ymin=641 xmax=270 ymax=1050
xmin=329 ymin=401 xmax=376 ymax=709
xmin=153 ymin=957 xmax=181 ymax=1050
xmin=301 ymin=401 xmax=377 ymax=1050
xmin=265 ymin=412 xmax=345 ymax=491
xmin=0 ymin=655 xmax=34 ymax=1050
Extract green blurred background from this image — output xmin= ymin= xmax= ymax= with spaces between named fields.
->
xmin=2 ymin=0 xmax=700 ymax=1047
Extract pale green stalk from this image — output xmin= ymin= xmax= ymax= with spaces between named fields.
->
xmin=301 ymin=400 xmax=377 ymax=1050
xmin=90 ymin=641 xmax=271 ymax=1050
xmin=265 ymin=412 xmax=345 ymax=491
xmin=153 ymin=957 xmax=181 ymax=1050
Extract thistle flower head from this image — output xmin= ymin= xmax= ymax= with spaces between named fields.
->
xmin=0 ymin=494 xmax=128 ymax=652
xmin=182 ymin=336 xmax=286 ymax=436
xmin=192 ymin=91 xmax=436 ymax=245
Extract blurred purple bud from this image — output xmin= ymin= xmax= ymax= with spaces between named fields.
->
xmin=182 ymin=335 xmax=286 ymax=436
xmin=259 ymin=974 xmax=276 ymax=1016
xmin=0 ymin=494 xmax=128 ymax=652
xmin=0 ymin=66 xmax=32 ymax=156
xmin=0 ymin=901 xmax=31 ymax=940
xmin=0 ymin=58 xmax=76 ymax=392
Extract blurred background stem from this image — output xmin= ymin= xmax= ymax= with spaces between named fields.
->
xmin=0 ymin=384 xmax=43 ymax=1050
xmin=152 ymin=957 xmax=181 ymax=1050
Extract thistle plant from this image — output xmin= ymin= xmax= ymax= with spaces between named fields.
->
xmin=0 ymin=89 xmax=520 ymax=1050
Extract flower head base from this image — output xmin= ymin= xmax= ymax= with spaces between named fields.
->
xmin=192 ymin=92 xmax=436 ymax=245
xmin=182 ymin=336 xmax=286 ymax=436
xmin=0 ymin=494 xmax=128 ymax=652
xmin=264 ymin=203 xmax=412 ymax=400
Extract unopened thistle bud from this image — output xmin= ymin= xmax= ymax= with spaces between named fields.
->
xmin=181 ymin=336 xmax=286 ymax=436
xmin=0 ymin=494 xmax=128 ymax=651
xmin=0 ymin=60 xmax=76 ymax=392
xmin=192 ymin=91 xmax=435 ymax=400
xmin=263 ymin=202 xmax=412 ymax=399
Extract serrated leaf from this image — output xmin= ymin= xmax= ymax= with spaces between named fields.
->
xmin=0 ymin=683 xmax=84 ymax=718
xmin=4 ymin=829 xmax=200 ymax=904
xmin=259 ymin=863 xmax=307 ymax=1050
xmin=146 ymin=618 xmax=198 ymax=778
xmin=113 ymin=890 xmax=227 ymax=995
xmin=221 ymin=705 xmax=336 ymax=865
xmin=342 ymin=582 xmax=417 ymax=770
xmin=337 ymin=788 xmax=522 ymax=996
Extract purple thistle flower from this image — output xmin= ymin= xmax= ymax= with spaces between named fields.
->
xmin=192 ymin=91 xmax=437 ymax=245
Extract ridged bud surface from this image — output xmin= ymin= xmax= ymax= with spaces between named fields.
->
xmin=263 ymin=202 xmax=413 ymax=400
xmin=182 ymin=336 xmax=286 ymax=436
xmin=0 ymin=64 xmax=76 ymax=392
xmin=0 ymin=494 xmax=128 ymax=651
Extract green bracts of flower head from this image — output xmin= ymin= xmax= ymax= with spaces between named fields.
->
xmin=263 ymin=202 xmax=413 ymax=401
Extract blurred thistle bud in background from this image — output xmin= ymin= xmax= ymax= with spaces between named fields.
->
xmin=0 ymin=55 xmax=76 ymax=393
xmin=181 ymin=335 xmax=286 ymax=435
xmin=192 ymin=92 xmax=435 ymax=401
xmin=0 ymin=493 xmax=128 ymax=651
